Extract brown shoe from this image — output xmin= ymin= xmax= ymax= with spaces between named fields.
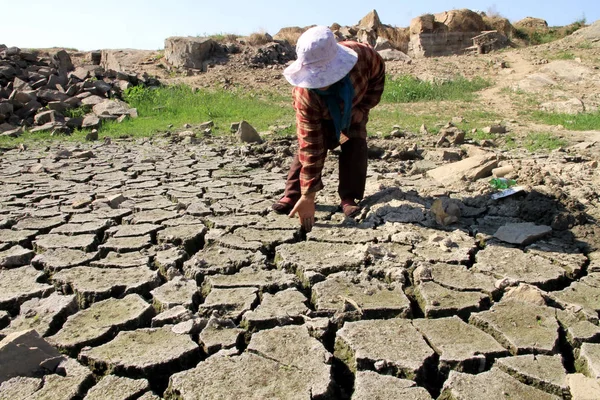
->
xmin=272 ymin=200 xmax=294 ymax=215
xmin=341 ymin=199 xmax=360 ymax=217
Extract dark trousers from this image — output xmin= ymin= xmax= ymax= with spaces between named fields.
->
xmin=282 ymin=137 xmax=368 ymax=203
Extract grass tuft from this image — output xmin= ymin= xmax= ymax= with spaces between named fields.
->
xmin=381 ymin=75 xmax=491 ymax=103
xmin=530 ymin=110 xmax=600 ymax=131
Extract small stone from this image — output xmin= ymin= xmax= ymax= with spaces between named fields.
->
xmin=236 ymin=121 xmax=262 ymax=143
xmin=494 ymin=222 xmax=552 ymax=245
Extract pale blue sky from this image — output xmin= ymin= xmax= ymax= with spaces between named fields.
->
xmin=1 ymin=0 xmax=598 ymax=50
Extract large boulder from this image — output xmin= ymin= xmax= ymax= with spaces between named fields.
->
xmin=434 ymin=9 xmax=486 ymax=32
xmin=164 ymin=37 xmax=217 ymax=69
xmin=358 ymin=10 xmax=383 ymax=31
xmin=273 ymin=26 xmax=310 ymax=46
xmin=514 ymin=17 xmax=549 ymax=30
xmin=483 ymin=15 xmax=516 ymax=37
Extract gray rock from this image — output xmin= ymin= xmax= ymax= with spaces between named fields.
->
xmin=1 ymin=293 xmax=77 ymax=337
xmin=311 ymin=272 xmax=411 ymax=321
xmin=439 ymin=368 xmax=560 ymax=400
xmin=79 ymin=327 xmax=199 ymax=376
xmin=237 ymin=121 xmax=262 ymax=144
xmin=494 ymin=222 xmax=552 ymax=245
xmin=83 ymin=375 xmax=149 ymax=400
xmin=577 ymin=343 xmax=600 ymax=379
xmin=33 ymin=234 xmax=97 ymax=253
xmin=199 ymin=287 xmax=258 ymax=320
xmin=150 ymin=277 xmax=198 ymax=311
xmin=0 ymin=267 xmax=54 ymax=313
xmin=495 ymin=355 xmax=569 ymax=397
xmin=352 ymin=371 xmax=432 ymax=399
xmin=0 ymin=245 xmax=35 ymax=268
xmin=0 ymin=330 xmax=64 ymax=384
xmin=413 ymin=316 xmax=508 ymax=375
xmin=164 ymin=36 xmax=217 ymax=69
xmin=52 ymin=266 xmax=160 ymax=308
xmin=414 ymin=281 xmax=489 ymax=319
xmin=474 ymin=246 xmax=568 ymax=290
xmin=469 ymin=300 xmax=560 ymax=355
xmin=335 ymin=319 xmax=435 ymax=381
xmin=427 ymin=154 xmax=498 ymax=185
xmin=241 ymin=288 xmax=309 ymax=331
xmin=377 ymin=49 xmax=412 ymax=62
xmin=48 ymin=294 xmax=153 ymax=353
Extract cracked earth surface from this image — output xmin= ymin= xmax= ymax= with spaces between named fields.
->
xmin=0 ymin=133 xmax=599 ymax=399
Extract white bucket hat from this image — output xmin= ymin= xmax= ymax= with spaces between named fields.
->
xmin=283 ymin=26 xmax=358 ymax=89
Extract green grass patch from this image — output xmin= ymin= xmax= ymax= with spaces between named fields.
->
xmin=381 ymin=75 xmax=491 ymax=103
xmin=530 ymin=110 xmax=600 ymax=130
xmin=553 ymin=51 xmax=576 ymax=60
xmin=522 ymin=132 xmax=567 ymax=151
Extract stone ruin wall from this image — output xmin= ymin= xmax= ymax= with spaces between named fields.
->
xmin=408 ymin=31 xmax=482 ymax=58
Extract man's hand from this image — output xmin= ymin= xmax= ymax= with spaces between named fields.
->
xmin=289 ymin=193 xmax=316 ymax=232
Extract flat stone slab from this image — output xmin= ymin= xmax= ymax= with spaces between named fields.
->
xmin=413 ymin=262 xmax=499 ymax=298
xmin=439 ymin=368 xmax=560 ymax=400
xmin=1 ymin=293 xmax=77 ymax=337
xmin=79 ymin=327 xmax=199 ymax=376
xmin=52 ymin=266 xmax=160 ymax=307
xmin=202 ymin=266 xmax=298 ymax=295
xmin=413 ymin=316 xmax=508 ymax=375
xmin=494 ymin=222 xmax=552 ymax=245
xmin=352 ymin=371 xmax=433 ymax=400
xmin=156 ymin=224 xmax=207 ymax=254
xmin=414 ymin=281 xmax=489 ymax=319
xmin=48 ymin=294 xmax=153 ymax=353
xmin=412 ymin=230 xmax=476 ymax=265
xmin=0 ymin=245 xmax=35 ymax=268
xmin=90 ymin=251 xmax=150 ymax=269
xmin=50 ymin=220 xmax=114 ymax=236
xmin=98 ymin=235 xmax=152 ymax=254
xmin=495 ymin=355 xmax=569 ymax=397
xmin=577 ymin=343 xmax=600 ymax=379
xmin=0 ymin=266 xmax=54 ymax=312
xmin=108 ymin=223 xmax=163 ymax=238
xmin=84 ymin=375 xmax=150 ymax=400
xmin=150 ymin=277 xmax=198 ymax=311
xmin=275 ymin=241 xmax=367 ymax=284
xmin=335 ymin=319 xmax=435 ymax=381
xmin=183 ymin=246 xmax=265 ymax=281
xmin=474 ymin=246 xmax=568 ymax=290
xmin=199 ymin=287 xmax=258 ymax=320
xmin=311 ymin=272 xmax=411 ymax=320
xmin=33 ymin=234 xmax=97 ymax=252
xmin=32 ymin=249 xmax=99 ymax=272
xmin=469 ymin=300 xmax=560 ymax=355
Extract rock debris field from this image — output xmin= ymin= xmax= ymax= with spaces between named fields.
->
xmin=0 ymin=135 xmax=600 ymax=400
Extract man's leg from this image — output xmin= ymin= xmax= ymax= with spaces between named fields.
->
xmin=338 ymin=137 xmax=367 ymax=216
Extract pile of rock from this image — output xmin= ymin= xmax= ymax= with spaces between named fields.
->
xmin=0 ymin=45 xmax=160 ymax=138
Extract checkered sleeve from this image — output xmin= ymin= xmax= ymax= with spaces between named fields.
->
xmin=293 ymin=87 xmax=327 ymax=195
xmin=357 ymin=45 xmax=386 ymax=111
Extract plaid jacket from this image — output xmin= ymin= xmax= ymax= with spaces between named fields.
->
xmin=292 ymin=41 xmax=385 ymax=195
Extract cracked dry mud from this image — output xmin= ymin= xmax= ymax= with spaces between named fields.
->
xmin=0 ymin=134 xmax=599 ymax=400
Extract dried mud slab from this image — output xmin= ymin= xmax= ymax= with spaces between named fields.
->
xmin=199 ymin=323 xmax=244 ymax=355
xmin=52 ymin=266 xmax=160 ymax=307
xmin=439 ymin=368 xmax=560 ymax=400
xmin=33 ymin=234 xmax=98 ymax=253
xmin=311 ymin=272 xmax=411 ymax=320
xmin=47 ymin=294 xmax=153 ymax=353
xmin=150 ymin=277 xmax=198 ymax=311
xmin=183 ymin=246 xmax=265 ymax=282
xmin=79 ymin=327 xmax=199 ymax=377
xmin=201 ymin=266 xmax=298 ymax=295
xmin=352 ymin=371 xmax=433 ymax=400
xmin=413 ymin=262 xmax=499 ymax=299
xmin=0 ymin=245 xmax=35 ymax=268
xmin=98 ymin=235 xmax=152 ymax=254
xmin=469 ymin=300 xmax=560 ymax=355
xmin=241 ymin=288 xmax=310 ymax=331
xmin=90 ymin=251 xmax=150 ymax=269
xmin=414 ymin=281 xmax=489 ymax=319
xmin=577 ymin=343 xmax=600 ymax=379
xmin=413 ymin=316 xmax=508 ymax=375
xmin=84 ymin=375 xmax=150 ymax=400
xmin=0 ymin=266 xmax=54 ymax=312
xmin=495 ymin=355 xmax=569 ymax=397
xmin=198 ymin=287 xmax=259 ymax=320
xmin=412 ymin=230 xmax=477 ymax=265
xmin=32 ymin=249 xmax=99 ymax=272
xmin=551 ymin=281 xmax=600 ymax=318
xmin=335 ymin=319 xmax=436 ymax=382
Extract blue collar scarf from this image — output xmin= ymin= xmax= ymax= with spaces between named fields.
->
xmin=311 ymin=74 xmax=355 ymax=141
